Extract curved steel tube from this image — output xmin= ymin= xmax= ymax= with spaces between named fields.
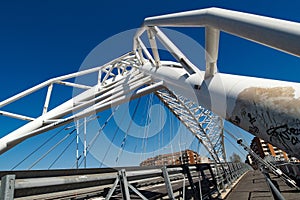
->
xmin=142 ymin=7 xmax=300 ymax=57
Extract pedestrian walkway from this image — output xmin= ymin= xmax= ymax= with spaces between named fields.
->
xmin=268 ymin=173 xmax=299 ymax=200
xmin=225 ymin=170 xmax=273 ymax=199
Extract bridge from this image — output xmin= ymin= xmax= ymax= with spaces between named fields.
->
xmin=0 ymin=7 xmax=300 ymax=199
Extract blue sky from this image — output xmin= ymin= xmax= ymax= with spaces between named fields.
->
xmin=0 ymin=0 xmax=299 ymax=170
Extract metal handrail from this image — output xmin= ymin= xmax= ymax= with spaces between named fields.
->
xmin=0 ymin=163 xmax=250 ymax=199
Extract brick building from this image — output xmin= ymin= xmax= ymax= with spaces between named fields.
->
xmin=248 ymin=137 xmax=299 ymax=168
xmin=251 ymin=137 xmax=288 ymax=160
xmin=140 ymin=149 xmax=211 ymax=166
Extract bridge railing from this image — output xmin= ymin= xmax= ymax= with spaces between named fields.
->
xmin=0 ymin=162 xmax=251 ymax=200
xmin=211 ymin=162 xmax=252 ymax=193
xmin=276 ymin=162 xmax=300 ymax=185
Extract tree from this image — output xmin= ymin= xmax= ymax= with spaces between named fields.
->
xmin=229 ymin=153 xmax=242 ymax=163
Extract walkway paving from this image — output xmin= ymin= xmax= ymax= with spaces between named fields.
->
xmin=225 ymin=170 xmax=274 ymax=200
xmin=269 ymin=173 xmax=300 ymax=200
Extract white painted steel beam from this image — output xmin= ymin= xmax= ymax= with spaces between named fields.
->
xmin=0 ymin=111 xmax=34 ymax=121
xmin=0 ymin=53 xmax=133 ymax=109
xmin=147 ymin=28 xmax=161 ymax=67
xmin=205 ymin=26 xmax=219 ymax=78
xmin=43 ymin=84 xmax=53 ymax=114
xmin=55 ymin=81 xmax=92 ymax=90
xmin=151 ymin=26 xmax=200 ymax=75
xmin=142 ymin=7 xmax=300 ymax=57
xmin=136 ymin=37 xmax=155 ymax=65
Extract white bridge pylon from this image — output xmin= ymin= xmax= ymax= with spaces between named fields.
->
xmin=0 ymin=7 xmax=300 ymax=162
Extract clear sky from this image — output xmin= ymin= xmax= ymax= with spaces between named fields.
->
xmin=0 ymin=0 xmax=299 ymax=170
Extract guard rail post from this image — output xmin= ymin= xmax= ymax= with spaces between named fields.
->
xmin=0 ymin=175 xmax=15 ymax=200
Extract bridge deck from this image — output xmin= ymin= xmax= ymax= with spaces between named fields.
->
xmin=225 ymin=170 xmax=300 ymax=200
xmin=225 ymin=170 xmax=273 ymax=200
xmin=268 ymin=173 xmax=300 ymax=200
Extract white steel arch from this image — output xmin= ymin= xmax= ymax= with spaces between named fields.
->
xmin=0 ymin=7 xmax=299 ymax=163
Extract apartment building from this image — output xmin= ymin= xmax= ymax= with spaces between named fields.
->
xmin=250 ymin=137 xmax=288 ymax=160
xmin=140 ymin=149 xmax=210 ymax=166
xmin=248 ymin=137 xmax=299 ymax=168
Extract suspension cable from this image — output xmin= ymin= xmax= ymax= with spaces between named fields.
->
xmin=223 ymin=126 xmax=249 ymax=161
xmin=116 ymin=97 xmax=142 ymax=163
xmin=28 ymin=129 xmax=76 ymax=170
xmin=12 ymin=115 xmax=96 ymax=170
xmin=11 ymin=123 xmax=71 ymax=170
xmin=100 ymin=106 xmax=127 ymax=167
xmin=48 ymin=134 xmax=77 ymax=169
xmin=224 ymin=126 xmax=241 ymax=141
xmin=226 ymin=122 xmax=249 ymax=144
xmin=70 ymin=115 xmax=100 ymax=168
xmin=133 ymin=96 xmax=147 ymax=154
xmin=87 ymin=106 xmax=119 ymax=150
xmin=158 ymin=97 xmax=162 ymax=164
xmin=162 ymin=100 xmax=164 ymax=152
xmin=170 ymin=105 xmax=175 ymax=165
xmin=140 ymin=93 xmax=154 ymax=162
xmin=74 ymin=106 xmax=120 ymax=168
xmin=223 ymin=134 xmax=246 ymax=157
